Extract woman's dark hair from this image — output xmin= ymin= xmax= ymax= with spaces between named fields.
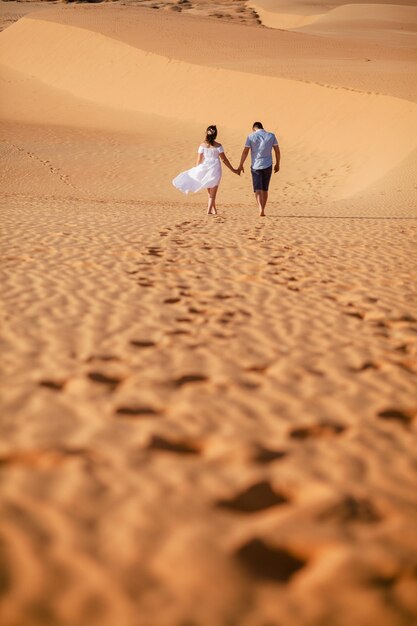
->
xmin=205 ymin=125 xmax=218 ymax=145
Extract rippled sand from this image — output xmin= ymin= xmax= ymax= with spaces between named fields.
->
xmin=1 ymin=2 xmax=417 ymax=625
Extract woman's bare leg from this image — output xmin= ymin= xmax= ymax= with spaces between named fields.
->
xmin=207 ymin=187 xmax=218 ymax=215
xmin=207 ymin=190 xmax=212 ymax=214
xmin=211 ymin=186 xmax=218 ymax=214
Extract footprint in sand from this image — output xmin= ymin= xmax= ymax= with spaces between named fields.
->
xmin=398 ymin=314 xmax=417 ymax=323
xmin=217 ymin=316 xmax=232 ymax=325
xmin=377 ymin=408 xmax=415 ymax=427
xmin=146 ymin=435 xmax=201 ymax=455
xmin=349 ymin=360 xmax=380 ymax=372
xmin=214 ymin=293 xmax=233 ymax=300
xmin=130 ymin=339 xmax=156 ymax=349
xmin=245 ymin=363 xmax=270 ymax=373
xmin=147 ymin=247 xmax=163 ymax=257
xmin=115 ymin=406 xmax=162 ymax=418
xmin=252 ymin=446 xmax=289 ymax=464
xmin=344 ymin=310 xmax=365 ymax=320
xmin=216 ymin=481 xmax=289 ymax=513
xmin=87 ymin=372 xmax=122 ymax=391
xmin=171 ymin=374 xmax=208 ymax=387
xmin=289 ymin=421 xmax=347 ymax=440
xmin=39 ymin=379 xmax=66 ymax=391
xmin=317 ymin=495 xmax=382 ymax=524
xmin=86 ymin=354 xmax=120 ymax=362
xmin=234 ymin=538 xmax=307 ymax=583
xmin=369 ymin=320 xmax=390 ymax=336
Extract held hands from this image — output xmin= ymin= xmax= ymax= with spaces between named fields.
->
xmin=235 ymin=166 xmax=244 ymax=176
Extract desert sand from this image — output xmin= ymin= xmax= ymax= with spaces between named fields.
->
xmin=0 ymin=1 xmax=417 ymax=625
xmin=249 ymin=0 xmax=417 ymax=37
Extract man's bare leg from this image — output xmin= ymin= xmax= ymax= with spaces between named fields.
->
xmin=255 ymin=190 xmax=263 ymax=215
xmin=255 ymin=190 xmax=267 ymax=216
xmin=260 ymin=190 xmax=268 ymax=216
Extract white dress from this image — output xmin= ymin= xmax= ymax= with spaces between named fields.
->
xmin=172 ymin=144 xmax=224 ymax=194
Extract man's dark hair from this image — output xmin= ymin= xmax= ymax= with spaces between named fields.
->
xmin=253 ymin=122 xmax=264 ymax=130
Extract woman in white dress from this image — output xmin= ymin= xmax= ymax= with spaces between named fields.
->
xmin=172 ymin=125 xmax=238 ymax=215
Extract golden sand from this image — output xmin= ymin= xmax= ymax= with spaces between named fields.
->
xmin=0 ymin=2 xmax=416 ymax=625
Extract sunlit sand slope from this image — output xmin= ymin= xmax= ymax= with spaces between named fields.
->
xmin=0 ymin=12 xmax=416 ymax=203
xmin=249 ymin=0 xmax=417 ymax=38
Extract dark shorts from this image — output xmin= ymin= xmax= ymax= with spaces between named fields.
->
xmin=251 ymin=166 xmax=272 ymax=192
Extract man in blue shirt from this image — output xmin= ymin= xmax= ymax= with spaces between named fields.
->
xmin=238 ymin=122 xmax=280 ymax=216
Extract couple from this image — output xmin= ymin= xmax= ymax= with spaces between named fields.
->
xmin=172 ymin=122 xmax=280 ymax=217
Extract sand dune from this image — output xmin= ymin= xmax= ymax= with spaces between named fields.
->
xmin=249 ymin=0 xmax=417 ymax=37
xmin=1 ymin=3 xmax=417 ymax=626
xmin=296 ymin=3 xmax=417 ymax=46
xmin=3 ymin=4 xmax=416 ymax=98
xmin=1 ymin=9 xmax=416 ymax=203
xmin=305 ymin=2 xmax=417 ymax=30
xmin=248 ymin=0 xmax=323 ymax=29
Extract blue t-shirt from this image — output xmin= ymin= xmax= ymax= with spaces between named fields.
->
xmin=245 ymin=130 xmax=279 ymax=170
